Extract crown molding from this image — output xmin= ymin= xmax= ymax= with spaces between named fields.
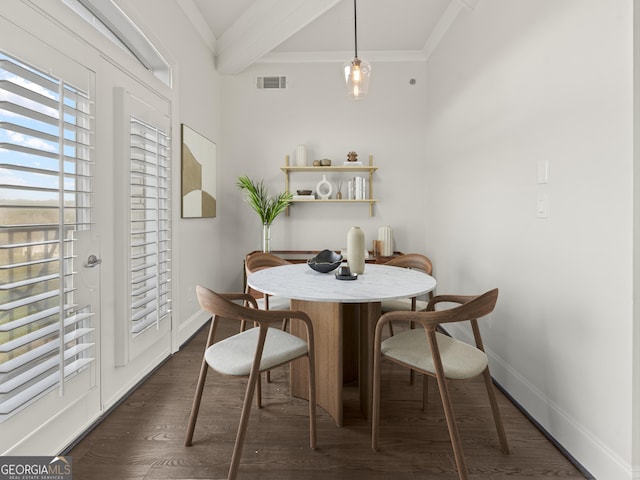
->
xmin=256 ymin=50 xmax=427 ymax=65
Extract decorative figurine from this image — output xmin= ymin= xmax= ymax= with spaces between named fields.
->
xmin=347 ymin=151 xmax=358 ymax=162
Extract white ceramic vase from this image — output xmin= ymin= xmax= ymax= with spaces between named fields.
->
xmin=296 ymin=144 xmax=307 ymax=166
xmin=347 ymin=226 xmax=365 ymax=274
xmin=316 ymin=174 xmax=332 ymax=199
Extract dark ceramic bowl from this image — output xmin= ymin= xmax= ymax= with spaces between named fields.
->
xmin=307 ymin=249 xmax=343 ymax=273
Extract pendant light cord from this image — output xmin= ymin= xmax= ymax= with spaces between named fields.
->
xmin=353 ymin=0 xmax=358 ymax=59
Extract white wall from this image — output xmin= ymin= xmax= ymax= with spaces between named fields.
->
xmin=219 ymin=60 xmax=429 ymax=290
xmin=425 ymin=1 xmax=636 ymax=478
xmin=633 ymin=3 xmax=640 ymax=475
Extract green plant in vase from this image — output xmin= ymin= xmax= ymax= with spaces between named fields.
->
xmin=237 ymin=175 xmax=293 ymax=252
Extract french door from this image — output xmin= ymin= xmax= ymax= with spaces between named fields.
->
xmin=0 ymin=12 xmax=173 ymax=454
xmin=95 ymin=59 xmax=172 ymax=412
xmin=0 ymin=20 xmax=101 ymax=455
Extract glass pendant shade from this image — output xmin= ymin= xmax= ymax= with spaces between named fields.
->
xmin=344 ymin=57 xmax=371 ymax=99
xmin=344 ymin=0 xmax=370 ymax=99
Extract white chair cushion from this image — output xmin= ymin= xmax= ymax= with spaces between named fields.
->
xmin=205 ymin=327 xmax=308 ymax=376
xmin=257 ymin=295 xmax=290 ymax=311
xmin=381 ymin=329 xmax=488 ymax=380
xmin=381 ymin=298 xmax=428 ymax=313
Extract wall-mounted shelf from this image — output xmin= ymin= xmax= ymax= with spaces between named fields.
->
xmin=282 ymin=155 xmax=378 ymax=216
xmin=281 ymin=166 xmax=378 ymax=173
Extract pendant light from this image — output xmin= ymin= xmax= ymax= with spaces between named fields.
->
xmin=343 ymin=0 xmax=371 ymax=99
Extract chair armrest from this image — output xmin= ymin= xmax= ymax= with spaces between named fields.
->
xmin=251 ymin=308 xmax=309 ymax=324
xmin=220 ymin=292 xmax=259 ymax=309
xmin=375 ymin=290 xmax=498 ymax=357
xmin=427 ymin=294 xmax=478 ymax=311
xmin=377 ymin=309 xmax=446 ymax=332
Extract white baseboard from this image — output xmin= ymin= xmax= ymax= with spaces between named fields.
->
xmin=101 ymin=346 xmax=171 ymax=412
xmin=444 ymin=323 xmax=635 ymax=480
xmin=176 ymin=309 xmax=210 ymax=349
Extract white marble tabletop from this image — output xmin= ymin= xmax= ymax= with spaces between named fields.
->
xmin=247 ymin=263 xmax=436 ymax=303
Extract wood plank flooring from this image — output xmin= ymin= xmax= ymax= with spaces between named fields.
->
xmin=67 ymin=320 xmax=588 ymax=479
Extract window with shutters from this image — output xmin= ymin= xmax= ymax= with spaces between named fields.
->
xmin=128 ymin=117 xmax=171 ymax=335
xmin=63 ymin=0 xmax=171 ymax=87
xmin=0 ymin=52 xmax=94 ymax=420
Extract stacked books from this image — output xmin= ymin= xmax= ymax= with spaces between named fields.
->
xmin=347 ymin=177 xmax=367 ymax=200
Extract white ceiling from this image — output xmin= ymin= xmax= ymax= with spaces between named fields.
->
xmin=177 ymin=0 xmax=477 ymax=74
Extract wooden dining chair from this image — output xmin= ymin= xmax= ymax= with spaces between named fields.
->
xmin=382 ymin=253 xmax=434 ymax=326
xmin=244 ymin=252 xmax=292 ymax=384
xmin=185 ymin=286 xmax=316 ymax=480
xmin=244 ymin=251 xmax=291 ymax=312
xmin=371 ymin=288 xmax=509 ymax=480
xmin=382 ymin=253 xmax=434 ymax=384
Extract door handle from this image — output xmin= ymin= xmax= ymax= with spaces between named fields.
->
xmin=84 ymin=254 xmax=102 ymax=268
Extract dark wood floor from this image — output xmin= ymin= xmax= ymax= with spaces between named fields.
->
xmin=68 ymin=320 xmax=587 ymax=479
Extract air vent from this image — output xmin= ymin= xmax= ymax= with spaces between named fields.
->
xmin=256 ymin=76 xmax=287 ymax=90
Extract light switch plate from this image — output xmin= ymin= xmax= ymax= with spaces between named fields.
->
xmin=537 ymin=193 xmax=549 ymax=218
xmin=537 ymin=160 xmax=548 ymax=184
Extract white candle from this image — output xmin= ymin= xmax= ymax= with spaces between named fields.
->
xmin=378 ymin=226 xmax=393 ymax=256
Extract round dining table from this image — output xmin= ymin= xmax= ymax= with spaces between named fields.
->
xmin=247 ymin=262 xmax=436 ymax=426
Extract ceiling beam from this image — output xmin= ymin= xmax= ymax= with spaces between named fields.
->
xmin=215 ymin=0 xmax=341 ymax=75
xmin=176 ymin=0 xmax=217 ymax=53
xmin=422 ymin=0 xmax=480 ymax=60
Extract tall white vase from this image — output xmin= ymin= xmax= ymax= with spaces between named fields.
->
xmin=296 ymin=144 xmax=307 ymax=166
xmin=347 ymin=226 xmax=365 ymax=274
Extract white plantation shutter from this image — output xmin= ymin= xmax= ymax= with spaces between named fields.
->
xmin=0 ymin=52 xmax=94 ymax=419
xmin=128 ymin=117 xmax=171 ymax=334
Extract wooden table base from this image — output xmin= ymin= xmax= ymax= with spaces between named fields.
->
xmin=290 ymin=299 xmax=381 ymax=426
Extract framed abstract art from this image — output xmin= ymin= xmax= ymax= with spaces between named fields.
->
xmin=181 ymin=124 xmax=216 ymax=218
